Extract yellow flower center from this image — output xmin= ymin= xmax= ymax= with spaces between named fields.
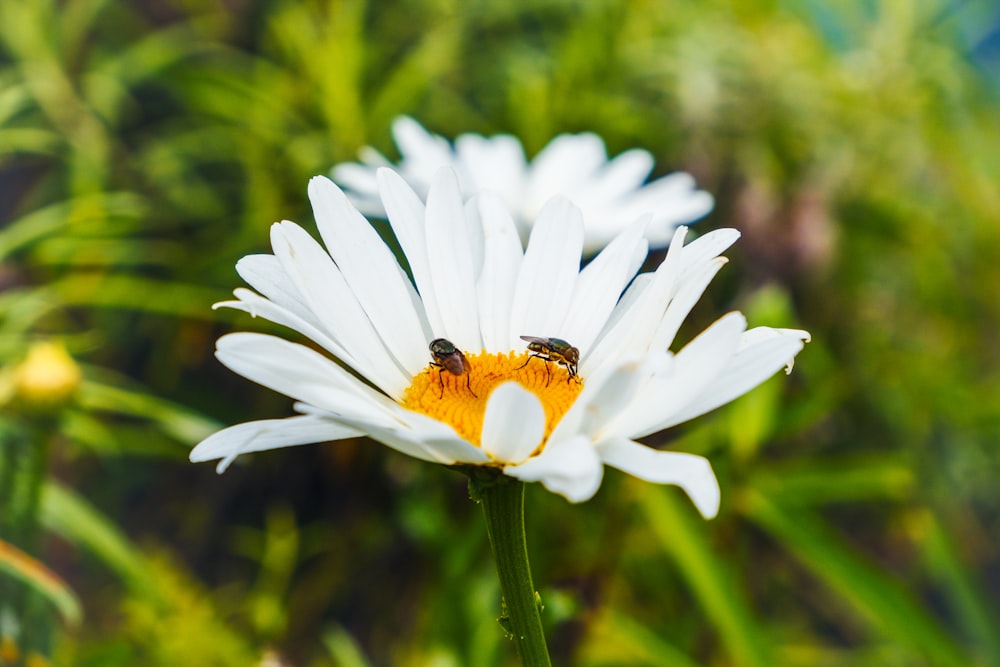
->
xmin=402 ymin=350 xmax=584 ymax=452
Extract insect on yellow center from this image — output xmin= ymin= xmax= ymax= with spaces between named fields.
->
xmin=402 ymin=350 xmax=584 ymax=456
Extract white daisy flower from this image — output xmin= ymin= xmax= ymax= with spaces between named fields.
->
xmin=190 ymin=168 xmax=809 ymax=519
xmin=331 ymin=116 xmax=715 ymax=254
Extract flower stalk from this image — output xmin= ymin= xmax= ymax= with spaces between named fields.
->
xmin=470 ymin=469 xmax=552 ymax=666
xmin=0 ymin=420 xmax=57 ymax=661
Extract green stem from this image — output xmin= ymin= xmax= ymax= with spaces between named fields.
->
xmin=472 ymin=472 xmax=552 ymax=667
xmin=0 ymin=420 xmax=56 ymax=658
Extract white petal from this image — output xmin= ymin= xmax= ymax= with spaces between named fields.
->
xmin=308 ymin=176 xmax=429 ymax=375
xmin=454 ymin=133 xmax=527 ymax=204
xmin=393 ymin=116 xmax=453 ymax=171
xmin=291 ymin=402 xmax=485 ymax=464
xmin=214 ymin=287 xmax=350 ymax=363
xmin=550 ymin=355 xmax=645 ymax=443
xmin=378 ymin=168 xmax=445 ymax=336
xmin=580 ymin=148 xmax=654 ymax=205
xmin=234 ymin=254 xmax=317 ymax=326
xmin=645 ymin=228 xmax=741 ymax=350
xmin=425 ymin=168 xmax=482 ymax=350
xmin=596 ymin=438 xmax=720 ymax=519
xmin=678 ymin=228 xmax=741 ymax=276
xmin=660 ymin=328 xmax=809 ymax=428
xmin=190 ymin=415 xmax=363 ymax=473
xmin=331 ymin=162 xmax=380 ymax=200
xmin=270 ymin=221 xmax=409 ymax=395
xmin=356 ymin=409 xmax=490 ymax=465
xmin=620 ymin=312 xmax=747 ymax=439
xmin=525 ymin=133 xmax=608 ymax=210
xmin=583 ymin=273 xmax=652 ymax=372
xmin=583 ymin=227 xmax=688 ymax=369
xmin=475 ymin=194 xmax=523 ymax=351
xmin=508 ymin=196 xmax=584 ymax=340
xmin=358 ymin=145 xmax=393 ymax=169
xmin=333 ymin=147 xmax=393 ymax=218
xmin=644 ymin=192 xmax=715 ymax=247
xmin=627 ymin=170 xmax=696 ymax=202
xmin=587 ymin=226 xmax=740 ymax=368
xmin=617 ymin=173 xmax=715 ymax=239
xmin=561 ymin=217 xmax=648 ymax=352
xmin=506 ymin=435 xmax=604 ymax=503
xmin=463 ymin=196 xmax=486 ymax=283
xmin=741 ymin=325 xmax=813 ymax=349
xmin=649 ymin=257 xmax=729 ymax=352
xmin=480 ymin=382 xmax=545 ymax=464
xmin=215 ymin=333 xmax=398 ymax=424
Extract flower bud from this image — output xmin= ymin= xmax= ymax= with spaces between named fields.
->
xmin=10 ymin=342 xmax=82 ymax=411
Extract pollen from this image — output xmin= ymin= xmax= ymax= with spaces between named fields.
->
xmin=402 ymin=350 xmax=584 ymax=454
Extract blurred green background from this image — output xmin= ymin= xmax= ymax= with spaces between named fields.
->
xmin=1 ymin=0 xmax=999 ymax=665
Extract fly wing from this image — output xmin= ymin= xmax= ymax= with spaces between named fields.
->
xmin=519 ymin=335 xmax=548 ymax=345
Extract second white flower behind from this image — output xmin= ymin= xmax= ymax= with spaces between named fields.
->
xmin=191 ymin=167 xmax=809 ymax=520
xmin=332 ymin=117 xmax=715 ymax=253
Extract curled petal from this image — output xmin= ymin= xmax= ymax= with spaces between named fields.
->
xmin=596 ymin=438 xmax=720 ymax=519
xmin=740 ymin=326 xmax=812 ymax=373
xmin=190 ymin=415 xmax=363 ymax=474
xmin=660 ymin=327 xmax=810 ymax=429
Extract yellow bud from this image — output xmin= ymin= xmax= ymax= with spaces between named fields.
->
xmin=0 ymin=635 xmax=19 ymax=663
xmin=11 ymin=342 xmax=82 ymax=411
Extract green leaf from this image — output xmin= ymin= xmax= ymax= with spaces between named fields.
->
xmin=579 ymin=608 xmax=703 ymax=667
xmin=741 ymin=489 xmax=968 ymax=667
xmin=39 ymin=481 xmax=159 ymax=602
xmin=0 ymin=128 xmax=61 ymax=156
xmin=323 ymin=624 xmax=372 ymax=667
xmin=640 ymin=486 xmax=773 ymax=667
xmin=748 ymin=455 xmax=915 ymax=506
xmin=50 ymin=274 xmax=224 ymax=319
xmin=76 ymin=375 xmax=220 ymax=446
xmin=917 ymin=510 xmax=1000 ymax=665
xmin=0 ymin=192 xmax=147 ymax=260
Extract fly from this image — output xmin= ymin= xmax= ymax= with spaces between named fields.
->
xmin=429 ymin=338 xmax=476 ymax=398
xmin=516 ymin=335 xmax=580 ymax=386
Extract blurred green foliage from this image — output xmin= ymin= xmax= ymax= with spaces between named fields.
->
xmin=1 ymin=0 xmax=999 ymax=665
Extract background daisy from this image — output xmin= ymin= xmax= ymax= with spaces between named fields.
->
xmin=332 ymin=116 xmax=715 ymax=253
